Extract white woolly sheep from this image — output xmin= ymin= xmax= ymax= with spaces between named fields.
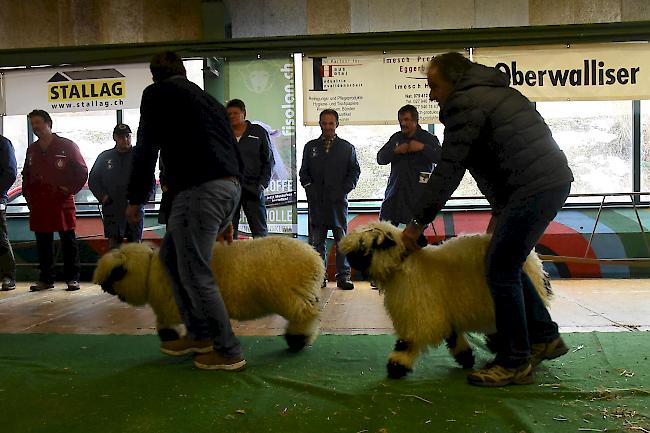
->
xmin=93 ymin=237 xmax=324 ymax=351
xmin=339 ymin=221 xmax=551 ymax=378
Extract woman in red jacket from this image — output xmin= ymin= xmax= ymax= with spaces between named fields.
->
xmin=23 ymin=110 xmax=88 ymax=292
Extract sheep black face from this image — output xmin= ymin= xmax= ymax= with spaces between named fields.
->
xmin=340 ymin=222 xmax=408 ymax=283
xmin=92 ymin=243 xmax=155 ymax=307
xmin=345 ymin=234 xmax=397 ymax=273
xmin=100 ymin=265 xmax=128 ymax=300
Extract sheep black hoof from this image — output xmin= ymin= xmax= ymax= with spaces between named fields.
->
xmin=387 ymin=361 xmax=411 ymax=379
xmin=284 ymin=334 xmax=307 ymax=352
xmin=485 ymin=334 xmax=500 ymax=354
xmin=454 ymin=349 xmax=475 ymax=369
xmin=158 ymin=328 xmax=181 ymax=342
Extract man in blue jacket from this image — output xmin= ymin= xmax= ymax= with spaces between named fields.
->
xmin=89 ymin=123 xmax=150 ymax=249
xmin=378 ymin=104 xmax=441 ymax=235
xmin=127 ymin=51 xmax=245 ymax=372
xmin=0 ymin=135 xmax=17 ymax=291
xmin=300 ymin=109 xmax=361 ymax=290
xmin=225 ymin=99 xmax=274 ymax=239
xmin=402 ymin=52 xmax=573 ymax=387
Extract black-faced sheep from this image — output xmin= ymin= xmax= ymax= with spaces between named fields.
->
xmin=339 ymin=222 xmax=551 ymax=378
xmin=93 ymin=237 xmax=324 ymax=351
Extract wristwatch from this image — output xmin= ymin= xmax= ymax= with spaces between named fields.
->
xmin=409 ymin=218 xmax=428 ymax=231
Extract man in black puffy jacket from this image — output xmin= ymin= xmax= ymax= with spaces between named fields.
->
xmin=402 ymin=52 xmax=574 ymax=387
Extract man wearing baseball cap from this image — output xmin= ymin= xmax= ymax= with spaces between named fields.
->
xmin=89 ymin=123 xmax=152 ymax=249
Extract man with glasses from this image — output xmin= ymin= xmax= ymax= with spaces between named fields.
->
xmin=378 ymin=104 xmax=441 ymax=244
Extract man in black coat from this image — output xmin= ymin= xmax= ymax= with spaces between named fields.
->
xmin=402 ymin=52 xmax=574 ymax=387
xmin=378 ymin=104 xmax=441 ymax=240
xmin=300 ymin=109 xmax=360 ymax=290
xmin=226 ymin=99 xmax=274 ymax=239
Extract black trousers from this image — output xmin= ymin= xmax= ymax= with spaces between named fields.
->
xmin=35 ymin=230 xmax=80 ymax=284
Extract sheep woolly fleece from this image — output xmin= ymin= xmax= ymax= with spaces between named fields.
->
xmin=93 ymin=237 xmax=325 ymax=344
xmin=340 ymin=221 xmax=551 ymax=374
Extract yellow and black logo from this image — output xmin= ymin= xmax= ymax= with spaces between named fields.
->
xmin=48 ymin=69 xmax=125 ymax=102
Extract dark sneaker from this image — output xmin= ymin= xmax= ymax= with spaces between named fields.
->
xmin=29 ymin=281 xmax=54 ymax=292
xmin=467 ymin=362 xmax=533 ymax=387
xmin=160 ymin=337 xmax=213 ymax=356
xmin=530 ymin=336 xmax=569 ymax=367
xmin=321 ymin=278 xmax=327 ymax=288
xmin=369 ymin=279 xmax=378 ymax=290
xmin=1 ymin=277 xmax=16 ymax=291
xmin=194 ymin=351 xmax=247 ymax=371
xmin=66 ymin=281 xmax=81 ymax=291
xmin=336 ymin=279 xmax=354 ymax=290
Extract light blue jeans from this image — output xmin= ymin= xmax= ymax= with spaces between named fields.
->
xmin=160 ymin=178 xmax=242 ymax=358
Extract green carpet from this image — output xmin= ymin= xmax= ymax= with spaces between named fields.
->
xmin=0 ymin=333 xmax=648 ymax=433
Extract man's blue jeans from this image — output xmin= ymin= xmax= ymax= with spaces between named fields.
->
xmin=232 ymin=189 xmax=268 ymax=239
xmin=311 ymin=225 xmax=351 ymax=281
xmin=486 ymin=183 xmax=571 ymax=368
xmin=160 ymin=178 xmax=242 ymax=358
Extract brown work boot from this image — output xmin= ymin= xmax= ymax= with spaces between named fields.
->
xmin=193 ymin=351 xmax=247 ymax=371
xmin=160 ymin=337 xmax=213 ymax=356
xmin=530 ymin=336 xmax=569 ymax=367
xmin=467 ymin=362 xmax=533 ymax=387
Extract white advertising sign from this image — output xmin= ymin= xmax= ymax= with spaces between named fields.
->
xmin=473 ymin=43 xmax=650 ymax=101
xmin=302 ymin=52 xmax=458 ymax=125
xmin=2 ymin=63 xmax=152 ymax=115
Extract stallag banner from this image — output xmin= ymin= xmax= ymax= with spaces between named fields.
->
xmin=302 ymin=52 xmax=456 ymax=125
xmin=2 ymin=63 xmax=151 ymax=115
xmin=227 ymin=58 xmax=297 ymax=235
xmin=473 ymin=43 xmax=650 ymax=101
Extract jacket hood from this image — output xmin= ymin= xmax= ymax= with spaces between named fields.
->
xmin=454 ymin=63 xmax=510 ymax=92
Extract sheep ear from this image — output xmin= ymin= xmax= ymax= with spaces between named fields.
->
xmin=373 ymin=233 xmax=397 ymax=249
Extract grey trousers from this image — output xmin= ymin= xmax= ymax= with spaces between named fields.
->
xmin=160 ymin=178 xmax=242 ymax=358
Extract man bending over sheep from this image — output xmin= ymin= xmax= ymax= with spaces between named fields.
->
xmin=402 ymin=52 xmax=573 ymax=387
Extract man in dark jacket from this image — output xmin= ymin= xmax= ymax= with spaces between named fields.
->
xmin=0 ymin=135 xmax=17 ymax=291
xmin=378 ymin=104 xmax=441 ymax=226
xmin=126 ymin=51 xmax=245 ymax=372
xmin=402 ymin=52 xmax=574 ymax=387
xmin=300 ymin=109 xmax=361 ymax=290
xmin=226 ymin=99 xmax=274 ymax=239
xmin=89 ymin=123 xmax=151 ymax=249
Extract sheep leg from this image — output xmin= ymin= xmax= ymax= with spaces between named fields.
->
xmin=156 ymin=322 xmax=185 ymax=342
xmin=284 ymin=316 xmax=320 ymax=352
xmin=387 ymin=339 xmax=423 ymax=379
xmin=445 ymin=331 xmax=475 ymax=369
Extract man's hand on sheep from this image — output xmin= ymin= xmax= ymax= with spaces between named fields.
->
xmin=217 ymin=223 xmax=234 ymax=244
xmin=402 ymin=223 xmax=424 ymax=252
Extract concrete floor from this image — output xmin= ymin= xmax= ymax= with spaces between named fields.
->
xmin=0 ymin=279 xmax=648 ymax=335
